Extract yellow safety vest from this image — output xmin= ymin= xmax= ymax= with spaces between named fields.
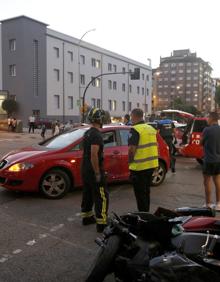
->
xmin=129 ymin=123 xmax=159 ymax=171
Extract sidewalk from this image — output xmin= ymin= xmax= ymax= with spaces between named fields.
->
xmin=0 ymin=128 xmax=52 ymax=141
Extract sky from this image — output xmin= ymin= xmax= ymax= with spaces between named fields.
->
xmin=1 ymin=0 xmax=220 ymax=76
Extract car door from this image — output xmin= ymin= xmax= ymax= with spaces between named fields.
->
xmin=102 ymin=130 xmax=122 ymax=182
xmin=118 ymin=128 xmax=130 ymax=180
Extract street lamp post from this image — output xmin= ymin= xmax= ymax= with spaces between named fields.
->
xmin=78 ymin=28 xmax=96 ymax=119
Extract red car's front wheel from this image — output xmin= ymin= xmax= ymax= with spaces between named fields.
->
xmin=40 ymin=169 xmax=71 ymax=199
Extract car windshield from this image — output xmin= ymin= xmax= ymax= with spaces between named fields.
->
xmin=42 ymin=128 xmax=87 ymax=149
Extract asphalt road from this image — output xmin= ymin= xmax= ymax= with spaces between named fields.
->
xmin=0 ymin=131 xmax=210 ymax=281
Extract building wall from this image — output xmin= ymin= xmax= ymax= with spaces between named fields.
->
xmin=0 ymin=25 xmax=2 ymax=89
xmin=1 ymin=16 xmax=47 ymax=124
xmin=154 ymin=50 xmax=212 ymax=113
xmin=1 ymin=16 xmax=152 ymax=123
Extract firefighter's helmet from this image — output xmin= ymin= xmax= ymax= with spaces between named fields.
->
xmin=87 ymin=108 xmax=105 ymax=124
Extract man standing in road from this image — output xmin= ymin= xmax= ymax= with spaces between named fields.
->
xmin=157 ymin=112 xmax=176 ymax=173
xmin=201 ymin=112 xmax=220 ymax=210
xmin=128 ymin=108 xmax=158 ymax=212
xmin=81 ymin=108 xmax=109 ymax=233
xmin=28 ymin=115 xmax=35 ymax=133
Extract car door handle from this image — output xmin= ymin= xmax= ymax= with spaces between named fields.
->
xmin=113 ymin=150 xmax=120 ymax=155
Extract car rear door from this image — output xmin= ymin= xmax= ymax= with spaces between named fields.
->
xmin=102 ymin=130 xmax=123 ymax=182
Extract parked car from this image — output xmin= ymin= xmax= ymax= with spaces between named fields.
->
xmin=0 ymin=125 xmax=170 ymax=199
xmin=178 ymin=117 xmax=208 ymax=164
xmin=34 ymin=118 xmax=52 ymax=129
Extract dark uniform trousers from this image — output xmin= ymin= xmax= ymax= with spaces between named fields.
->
xmin=81 ymin=170 xmax=109 ymax=225
xmin=130 ymin=168 xmax=154 ymax=212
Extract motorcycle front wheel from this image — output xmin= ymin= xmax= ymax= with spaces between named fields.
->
xmin=85 ymin=235 xmax=121 ymax=282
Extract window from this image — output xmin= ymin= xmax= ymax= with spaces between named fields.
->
xmin=146 ymin=75 xmax=149 ymax=81
xmin=9 ymin=39 xmax=16 ymax=51
xmin=113 ymin=81 xmax=117 ymax=90
xmin=54 ymin=69 xmax=60 ymax=81
xmin=186 ymin=69 xmax=191 ymax=73
xmin=80 ymin=74 xmax=85 ymax=85
xmin=178 ymin=69 xmax=184 ymax=73
xmin=96 ymin=60 xmax=101 ymax=68
xmin=108 ymin=100 xmax=112 ymax=111
xmin=54 ymin=47 xmax=59 ymax=58
xmin=68 ymin=96 xmax=73 ymax=109
xmin=80 ymin=55 xmax=85 ymax=64
xmin=97 ymin=99 xmax=101 ymax=108
xmin=33 ymin=39 xmax=39 ymax=97
xmin=91 ymin=98 xmax=96 ymax=107
xmin=68 ymin=72 xmax=73 ymax=83
xmin=9 ymin=64 xmax=16 ymax=76
xmin=113 ymin=64 xmax=117 ymax=72
xmin=119 ymin=129 xmax=130 ymax=146
xmin=122 ymin=67 xmax=126 ymax=73
xmin=103 ymin=131 xmax=117 ymax=148
xmin=112 ymin=100 xmax=117 ymax=111
xmin=142 ymin=73 xmax=145 ymax=80
xmin=91 ymin=58 xmax=96 ymax=67
xmin=137 ymin=102 xmax=140 ymax=108
xmin=142 ymin=87 xmax=144 ymax=95
xmin=146 ymin=88 xmax=149 ymax=96
xmin=129 ymin=102 xmax=132 ymax=111
xmin=54 ymin=95 xmax=60 ymax=109
xmin=122 ymin=101 xmax=126 ymax=111
xmin=129 ymin=84 xmax=132 ymax=93
xmin=108 ymin=63 xmax=112 ymax=71
xmin=171 ymin=63 xmax=176 ymax=67
xmin=122 ymin=83 xmax=126 ymax=92
xmin=137 ymin=86 xmax=140 ymax=94
xmin=108 ymin=80 xmax=112 ymax=89
xmin=68 ymin=51 xmax=73 ymax=61
xmin=91 ymin=77 xmax=101 ymax=87
xmin=178 ymin=63 xmax=184 ymax=66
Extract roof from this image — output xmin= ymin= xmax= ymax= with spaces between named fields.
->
xmin=0 ymin=15 xmax=48 ymax=26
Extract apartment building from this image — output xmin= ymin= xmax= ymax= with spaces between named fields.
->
xmin=0 ymin=16 xmax=152 ymax=124
xmin=153 ymin=49 xmax=212 ymax=113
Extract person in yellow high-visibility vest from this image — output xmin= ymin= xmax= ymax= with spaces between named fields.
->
xmin=128 ymin=108 xmax=159 ymax=212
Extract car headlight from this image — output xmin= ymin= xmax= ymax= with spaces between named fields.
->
xmin=8 ymin=163 xmax=34 ymax=172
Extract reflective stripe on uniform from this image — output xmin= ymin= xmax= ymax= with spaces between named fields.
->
xmin=137 ymin=142 xmax=157 ymax=149
xmin=96 ymin=186 xmax=107 ymax=224
xmin=133 ymin=155 xmax=158 ymax=163
xmin=81 ymin=211 xmax=94 ymax=218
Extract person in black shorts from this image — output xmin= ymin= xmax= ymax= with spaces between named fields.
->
xmin=201 ymin=112 xmax=220 ymax=210
xmin=81 ymin=108 xmax=109 ymax=232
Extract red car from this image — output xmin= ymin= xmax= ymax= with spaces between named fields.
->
xmin=0 ymin=125 xmax=170 ymax=199
xmin=178 ymin=117 xmax=208 ymax=164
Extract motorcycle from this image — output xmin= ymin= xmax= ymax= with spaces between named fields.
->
xmin=85 ymin=208 xmax=220 ymax=282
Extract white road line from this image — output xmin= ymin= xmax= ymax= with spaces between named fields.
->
xmin=12 ymin=249 xmax=22 ymax=255
xmin=26 ymin=240 xmax=37 ymax=246
xmin=50 ymin=224 xmax=64 ymax=232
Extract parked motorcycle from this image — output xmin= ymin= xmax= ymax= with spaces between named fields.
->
xmin=85 ymin=208 xmax=220 ymax=282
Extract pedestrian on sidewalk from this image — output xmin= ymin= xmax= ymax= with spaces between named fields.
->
xmin=201 ymin=111 xmax=220 ymax=210
xmin=28 ymin=115 xmax=35 ymax=133
xmin=40 ymin=124 xmax=46 ymax=140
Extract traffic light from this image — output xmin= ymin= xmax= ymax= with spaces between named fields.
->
xmin=130 ymin=68 xmax=140 ymax=80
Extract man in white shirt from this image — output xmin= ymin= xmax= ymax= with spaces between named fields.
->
xmin=28 ymin=115 xmax=35 ymax=133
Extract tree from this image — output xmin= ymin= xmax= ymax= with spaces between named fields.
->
xmin=215 ymin=85 xmax=220 ymax=108
xmin=2 ymin=99 xmax=19 ymax=116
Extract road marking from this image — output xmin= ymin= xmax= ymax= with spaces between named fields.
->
xmin=50 ymin=224 xmax=64 ymax=232
xmin=12 ymin=249 xmax=22 ymax=255
xmin=26 ymin=239 xmax=37 ymax=246
xmin=39 ymin=233 xmax=48 ymax=239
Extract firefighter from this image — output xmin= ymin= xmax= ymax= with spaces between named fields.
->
xmin=157 ymin=112 xmax=176 ymax=173
xmin=128 ymin=108 xmax=159 ymax=212
xmin=81 ymin=108 xmax=109 ymax=233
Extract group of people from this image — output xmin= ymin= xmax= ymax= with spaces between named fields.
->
xmin=80 ymin=106 xmax=220 ymax=233
xmin=80 ymin=108 xmax=159 ymax=233
xmin=7 ymin=117 xmax=17 ymax=132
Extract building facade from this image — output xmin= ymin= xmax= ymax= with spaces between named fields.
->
xmin=0 ymin=16 xmax=152 ymax=124
xmin=153 ymin=49 xmax=212 ymax=113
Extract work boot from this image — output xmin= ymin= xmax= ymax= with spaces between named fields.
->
xmin=82 ymin=216 xmax=96 ymax=226
xmin=96 ymin=224 xmax=107 ymax=233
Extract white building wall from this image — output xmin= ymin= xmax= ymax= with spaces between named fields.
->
xmin=0 ymin=25 xmax=2 ymax=90
xmin=46 ymin=28 xmax=152 ymax=121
